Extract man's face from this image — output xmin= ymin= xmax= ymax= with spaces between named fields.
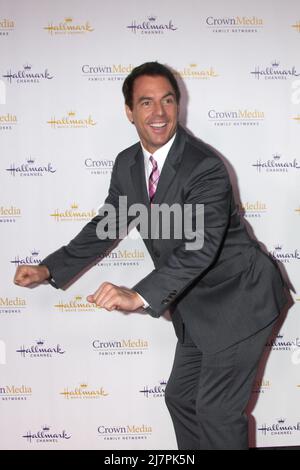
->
xmin=125 ymin=75 xmax=179 ymax=154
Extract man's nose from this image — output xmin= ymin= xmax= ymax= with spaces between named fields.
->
xmin=153 ymin=101 xmax=165 ymax=116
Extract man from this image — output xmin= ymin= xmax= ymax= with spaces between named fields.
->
xmin=14 ymin=62 xmax=288 ymax=450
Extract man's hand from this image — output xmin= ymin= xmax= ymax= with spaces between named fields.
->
xmin=14 ymin=265 xmax=50 ymax=287
xmin=87 ymin=282 xmax=143 ymax=312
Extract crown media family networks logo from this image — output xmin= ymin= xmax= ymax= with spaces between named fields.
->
xmin=82 ymin=64 xmax=134 ymax=82
xmin=0 ymin=384 xmax=32 ymax=401
xmin=98 ymin=424 xmax=152 ymax=442
xmin=206 ymin=15 xmax=263 ymax=33
xmin=208 ymin=109 xmax=265 ymax=127
xmin=92 ymin=338 xmax=149 ymax=357
xmin=0 ymin=296 xmax=26 ymax=315
xmin=0 ymin=18 xmax=15 ymax=36
xmin=0 ymin=113 xmax=17 ymax=131
xmin=0 ymin=206 xmax=21 ymax=224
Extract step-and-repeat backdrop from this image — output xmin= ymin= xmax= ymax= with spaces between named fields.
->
xmin=0 ymin=0 xmax=299 ymax=449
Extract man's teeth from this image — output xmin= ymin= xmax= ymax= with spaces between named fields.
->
xmin=150 ymin=123 xmax=167 ymax=128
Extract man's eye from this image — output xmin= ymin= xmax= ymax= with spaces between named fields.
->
xmin=142 ymin=101 xmax=151 ymax=106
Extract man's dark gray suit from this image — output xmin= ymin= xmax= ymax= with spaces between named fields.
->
xmin=42 ymin=126 xmax=288 ymax=449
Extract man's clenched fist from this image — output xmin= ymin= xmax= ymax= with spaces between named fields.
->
xmin=14 ymin=265 xmax=50 ymax=287
xmin=87 ymin=282 xmax=143 ymax=312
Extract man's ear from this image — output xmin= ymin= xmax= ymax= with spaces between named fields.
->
xmin=125 ymin=105 xmax=134 ymax=124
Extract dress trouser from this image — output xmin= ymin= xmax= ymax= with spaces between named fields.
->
xmin=165 ymin=322 xmax=274 ymax=450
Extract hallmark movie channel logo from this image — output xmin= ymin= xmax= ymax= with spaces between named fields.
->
xmin=0 ymin=297 xmax=26 ymax=315
xmin=139 ymin=380 xmax=166 ymax=398
xmin=10 ymin=249 xmax=42 ymax=267
xmin=237 ymin=201 xmax=267 ymax=219
xmin=50 ymin=203 xmax=96 ymax=222
xmin=84 ymin=157 xmax=114 ymax=175
xmin=175 ymin=63 xmax=218 ymax=80
xmin=266 ymin=333 xmax=300 ymax=352
xmin=16 ymin=339 xmax=66 ymax=358
xmin=270 ymin=245 xmax=300 ymax=264
xmin=0 ymin=113 xmax=17 ymax=131
xmin=252 ymin=153 xmax=300 ymax=173
xmin=22 ymin=425 xmax=71 ymax=444
xmin=208 ymin=109 xmax=265 ymax=127
xmin=44 ymin=17 xmax=94 ymax=35
xmin=60 ymin=383 xmax=109 ymax=400
xmin=98 ymin=424 xmax=152 ymax=442
xmin=250 ymin=60 xmax=300 ymax=80
xmin=0 ymin=205 xmax=21 ymax=224
xmin=5 ymin=157 xmax=56 ymax=177
xmin=92 ymin=338 xmax=149 ymax=357
xmin=252 ymin=379 xmax=271 ymax=395
xmin=257 ymin=418 xmax=300 ymax=436
xmin=47 ymin=110 xmax=97 ymax=129
xmin=2 ymin=63 xmax=54 ymax=84
xmin=0 ymin=384 xmax=32 ymax=401
xmin=81 ymin=63 xmax=134 ymax=82
xmin=206 ymin=15 xmax=263 ymax=33
xmin=127 ymin=14 xmax=178 ymax=35
xmin=293 ymin=115 xmax=300 ymax=123
xmin=291 ymin=21 xmax=300 ymax=33
xmin=96 ymin=248 xmax=145 ymax=268
xmin=0 ymin=18 xmax=15 ymax=36
xmin=54 ymin=295 xmax=102 ymax=313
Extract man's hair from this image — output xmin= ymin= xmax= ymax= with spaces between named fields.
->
xmin=122 ymin=61 xmax=181 ymax=110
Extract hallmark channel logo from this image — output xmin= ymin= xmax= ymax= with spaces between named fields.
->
xmin=127 ymin=14 xmax=178 ymax=35
xmin=0 ymin=113 xmax=17 ymax=131
xmin=44 ymin=17 xmax=94 ymax=35
xmin=237 ymin=201 xmax=267 ymax=219
xmin=50 ymin=203 xmax=96 ymax=222
xmin=252 ymin=154 xmax=300 ymax=173
xmin=175 ymin=64 xmax=218 ymax=80
xmin=2 ymin=64 xmax=54 ymax=84
xmin=0 ymin=206 xmax=21 ymax=224
xmin=206 ymin=15 xmax=263 ymax=33
xmin=257 ymin=418 xmax=300 ymax=436
xmin=208 ymin=109 xmax=264 ymax=127
xmin=47 ymin=111 xmax=97 ymax=129
xmin=291 ymin=21 xmax=300 ymax=33
xmin=84 ymin=157 xmax=114 ymax=175
xmin=16 ymin=339 xmax=66 ymax=358
xmin=139 ymin=380 xmax=167 ymax=398
xmin=250 ymin=60 xmax=300 ymax=80
xmin=81 ymin=64 xmax=134 ymax=82
xmin=0 ymin=297 xmax=26 ymax=315
xmin=266 ymin=333 xmax=300 ymax=351
xmin=0 ymin=18 xmax=15 ymax=36
xmin=0 ymin=384 xmax=32 ymax=401
xmin=270 ymin=245 xmax=300 ymax=264
xmin=60 ymin=383 xmax=109 ymax=400
xmin=252 ymin=379 xmax=271 ymax=395
xmin=22 ymin=425 xmax=71 ymax=444
xmin=97 ymin=248 xmax=145 ymax=268
xmin=98 ymin=424 xmax=152 ymax=442
xmin=10 ymin=249 xmax=42 ymax=267
xmin=54 ymin=295 xmax=102 ymax=313
xmin=5 ymin=157 xmax=56 ymax=177
xmin=92 ymin=338 xmax=149 ymax=357
xmin=293 ymin=115 xmax=300 ymax=123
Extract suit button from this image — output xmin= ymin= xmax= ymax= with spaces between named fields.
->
xmin=161 ymin=299 xmax=169 ymax=305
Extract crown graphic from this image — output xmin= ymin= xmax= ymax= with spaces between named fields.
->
xmin=276 ymin=333 xmax=283 ymax=338
xmin=80 ymin=383 xmax=88 ymax=388
xmin=273 ymin=153 xmax=281 ymax=160
xmin=36 ymin=339 xmax=45 ymax=345
xmin=274 ymin=245 xmax=282 ymax=250
xmin=42 ymin=425 xmax=50 ymax=431
xmin=71 ymin=203 xmax=78 ymax=209
xmin=31 ymin=249 xmax=39 ymax=256
xmin=271 ymin=60 xmax=280 ymax=67
xmin=148 ymin=15 xmax=157 ymax=21
xmin=277 ymin=418 xmax=285 ymax=423
xmin=68 ymin=111 xmax=76 ymax=116
xmin=23 ymin=63 xmax=32 ymax=70
xmin=75 ymin=295 xmax=82 ymax=301
xmin=292 ymin=22 xmax=300 ymax=32
xmin=65 ymin=17 xmax=73 ymax=22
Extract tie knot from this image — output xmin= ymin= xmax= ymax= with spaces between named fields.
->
xmin=149 ymin=155 xmax=158 ymax=170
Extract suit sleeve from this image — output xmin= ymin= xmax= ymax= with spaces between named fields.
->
xmin=133 ymin=158 xmax=232 ymax=318
xmin=41 ymin=155 xmax=123 ymax=288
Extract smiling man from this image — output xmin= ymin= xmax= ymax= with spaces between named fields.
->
xmin=14 ymin=62 xmax=288 ymax=450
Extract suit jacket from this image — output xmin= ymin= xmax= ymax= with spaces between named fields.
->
xmin=42 ymin=126 xmax=288 ymax=353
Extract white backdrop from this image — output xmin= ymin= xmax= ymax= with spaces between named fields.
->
xmin=0 ymin=0 xmax=299 ymax=450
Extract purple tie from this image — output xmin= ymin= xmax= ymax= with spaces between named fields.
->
xmin=149 ymin=155 xmax=160 ymax=203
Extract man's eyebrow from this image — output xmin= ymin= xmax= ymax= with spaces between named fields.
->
xmin=137 ymin=91 xmax=176 ymax=103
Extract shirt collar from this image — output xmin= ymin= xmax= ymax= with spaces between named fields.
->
xmin=141 ymin=132 xmax=176 ymax=168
